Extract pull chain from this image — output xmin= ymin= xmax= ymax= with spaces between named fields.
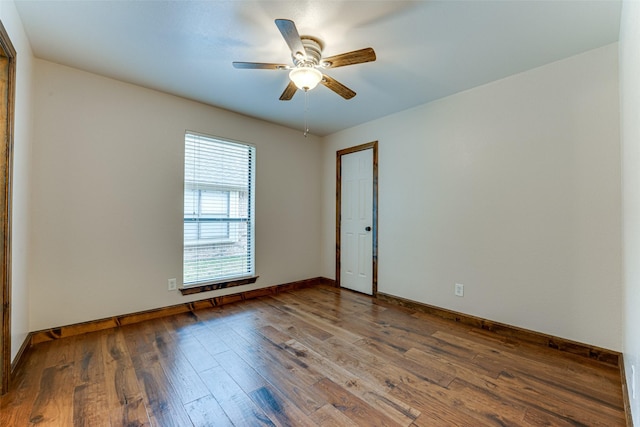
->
xmin=303 ymin=89 xmax=310 ymax=137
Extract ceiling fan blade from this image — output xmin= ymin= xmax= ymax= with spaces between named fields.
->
xmin=275 ymin=19 xmax=306 ymax=60
xmin=321 ymin=74 xmax=356 ymax=100
xmin=279 ymin=81 xmax=298 ymax=101
xmin=233 ymin=62 xmax=289 ymax=70
xmin=322 ymin=48 xmax=376 ymax=68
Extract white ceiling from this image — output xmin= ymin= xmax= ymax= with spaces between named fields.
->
xmin=15 ymin=0 xmax=621 ymax=136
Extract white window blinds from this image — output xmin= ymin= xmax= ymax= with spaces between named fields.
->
xmin=184 ymin=132 xmax=255 ymax=285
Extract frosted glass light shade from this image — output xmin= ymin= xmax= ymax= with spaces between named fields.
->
xmin=289 ymin=67 xmax=322 ymax=91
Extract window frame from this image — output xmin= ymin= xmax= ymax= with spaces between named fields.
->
xmin=181 ymin=132 xmax=258 ymax=295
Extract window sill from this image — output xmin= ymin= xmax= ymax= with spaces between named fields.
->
xmin=179 ymin=276 xmax=259 ymax=296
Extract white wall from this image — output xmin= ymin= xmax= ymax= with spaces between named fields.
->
xmin=0 ymin=0 xmax=34 ymax=361
xmin=620 ymin=0 xmax=640 ymax=423
xmin=321 ymin=44 xmax=622 ymax=351
xmin=29 ymin=60 xmax=321 ymax=330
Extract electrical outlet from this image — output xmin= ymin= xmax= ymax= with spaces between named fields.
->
xmin=633 ymin=365 xmax=636 ymax=400
xmin=168 ymin=278 xmax=177 ymax=291
xmin=455 ymin=283 xmax=464 ymax=297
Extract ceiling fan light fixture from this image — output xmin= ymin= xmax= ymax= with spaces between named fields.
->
xmin=289 ymin=67 xmax=322 ymax=91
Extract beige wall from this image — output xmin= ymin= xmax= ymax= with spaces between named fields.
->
xmin=321 ymin=44 xmax=622 ymax=351
xmin=620 ymin=0 xmax=640 ymax=422
xmin=29 ymin=59 xmax=322 ymax=330
xmin=0 ymin=0 xmax=34 ymax=361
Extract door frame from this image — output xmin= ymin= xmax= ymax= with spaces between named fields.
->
xmin=336 ymin=141 xmax=378 ymax=295
xmin=0 ymin=20 xmax=15 ymax=395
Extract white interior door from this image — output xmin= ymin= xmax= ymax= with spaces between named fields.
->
xmin=340 ymin=148 xmax=373 ymax=295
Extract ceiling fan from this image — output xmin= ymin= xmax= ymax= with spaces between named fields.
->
xmin=233 ymin=19 xmax=376 ymax=101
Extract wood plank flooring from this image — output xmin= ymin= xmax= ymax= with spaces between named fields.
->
xmin=0 ymin=285 xmax=626 ymax=426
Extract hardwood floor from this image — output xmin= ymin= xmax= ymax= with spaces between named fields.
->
xmin=0 ymin=285 xmax=626 ymax=426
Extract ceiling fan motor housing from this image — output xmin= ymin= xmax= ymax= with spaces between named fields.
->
xmin=294 ymin=37 xmax=323 ymax=67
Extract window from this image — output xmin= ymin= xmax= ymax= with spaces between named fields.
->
xmin=184 ymin=132 xmax=255 ymax=287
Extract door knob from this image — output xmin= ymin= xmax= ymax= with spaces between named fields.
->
xmin=365 ymin=226 xmax=372 ymax=232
